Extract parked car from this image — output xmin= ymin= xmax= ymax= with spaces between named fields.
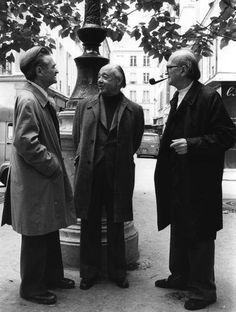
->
xmin=0 ymin=106 xmax=13 ymax=185
xmin=136 ymin=132 xmax=160 ymax=158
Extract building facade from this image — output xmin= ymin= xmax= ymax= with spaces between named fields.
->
xmin=109 ymin=36 xmax=160 ymax=126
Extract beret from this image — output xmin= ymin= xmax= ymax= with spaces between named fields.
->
xmin=19 ymin=46 xmax=50 ymax=74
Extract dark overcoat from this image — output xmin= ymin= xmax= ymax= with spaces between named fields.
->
xmin=155 ymin=81 xmax=236 ymax=239
xmin=1 ymin=82 xmax=76 ymax=235
xmin=72 ymin=93 xmax=144 ymax=222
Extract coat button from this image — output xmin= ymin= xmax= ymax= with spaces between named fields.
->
xmin=91 ymin=139 xmax=94 ymax=143
xmin=87 ymin=161 xmax=91 ymax=164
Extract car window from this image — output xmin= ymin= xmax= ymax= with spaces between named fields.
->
xmin=142 ymin=134 xmax=158 ymax=143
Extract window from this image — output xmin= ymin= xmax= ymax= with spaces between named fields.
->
xmin=130 ymin=73 xmax=137 ymax=84
xmin=130 ymin=56 xmax=137 ymax=66
xmin=7 ymin=122 xmax=13 ymax=140
xmin=143 ymin=73 xmax=150 ymax=84
xmin=143 ymin=90 xmax=150 ymax=103
xmin=0 ymin=61 xmax=12 ymax=75
xmin=130 ymin=90 xmax=137 ymax=102
xmin=143 ymin=55 xmax=150 ymax=67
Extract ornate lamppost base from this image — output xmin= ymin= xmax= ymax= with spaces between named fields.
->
xmin=60 ymin=221 xmax=139 ymax=270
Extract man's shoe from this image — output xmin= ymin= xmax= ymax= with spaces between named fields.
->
xmin=47 ymin=278 xmax=75 ymax=289
xmin=155 ymin=278 xmax=187 ymax=290
xmin=21 ymin=291 xmax=57 ymax=305
xmin=80 ymin=278 xmax=96 ymax=290
xmin=184 ymin=298 xmax=216 ymax=310
xmin=113 ymin=278 xmax=129 ymax=289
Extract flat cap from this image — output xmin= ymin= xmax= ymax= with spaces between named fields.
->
xmin=19 ymin=46 xmax=50 ymax=75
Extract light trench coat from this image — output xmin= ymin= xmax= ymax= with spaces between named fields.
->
xmin=4 ymin=82 xmax=76 ymax=236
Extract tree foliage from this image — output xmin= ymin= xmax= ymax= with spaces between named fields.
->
xmin=0 ymin=0 xmax=236 ymax=64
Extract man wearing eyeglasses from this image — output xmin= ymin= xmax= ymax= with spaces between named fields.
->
xmin=154 ymin=49 xmax=236 ymax=310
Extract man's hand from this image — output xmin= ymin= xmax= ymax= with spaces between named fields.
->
xmin=170 ymin=138 xmax=188 ymax=155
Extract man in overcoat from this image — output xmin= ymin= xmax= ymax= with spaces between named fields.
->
xmin=73 ymin=64 xmax=144 ymax=290
xmin=1 ymin=46 xmax=76 ymax=304
xmin=154 ymin=49 xmax=236 ymax=310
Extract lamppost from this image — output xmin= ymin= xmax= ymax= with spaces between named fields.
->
xmin=59 ymin=0 xmax=139 ymax=270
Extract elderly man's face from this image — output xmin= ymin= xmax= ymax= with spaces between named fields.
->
xmin=166 ymin=55 xmax=183 ymax=88
xmin=97 ymin=67 xmax=121 ymax=96
xmin=38 ymin=55 xmax=58 ymax=88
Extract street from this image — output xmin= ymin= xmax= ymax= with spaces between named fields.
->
xmin=0 ymin=156 xmax=236 ymax=312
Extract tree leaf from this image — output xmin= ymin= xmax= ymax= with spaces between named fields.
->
xmin=148 ymin=17 xmax=159 ymax=32
xmin=220 ymin=37 xmax=230 ymax=49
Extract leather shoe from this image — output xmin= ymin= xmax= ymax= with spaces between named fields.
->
xmin=80 ymin=278 xmax=96 ymax=290
xmin=155 ymin=278 xmax=187 ymax=290
xmin=21 ymin=291 xmax=57 ymax=305
xmin=113 ymin=278 xmax=129 ymax=289
xmin=184 ymin=298 xmax=216 ymax=310
xmin=47 ymin=277 xmax=75 ymax=289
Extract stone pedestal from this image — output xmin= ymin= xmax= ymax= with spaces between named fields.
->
xmin=60 ymin=221 xmax=139 ymax=269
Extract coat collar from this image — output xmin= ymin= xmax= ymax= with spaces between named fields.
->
xmin=172 ymin=80 xmax=203 ymax=117
xmin=87 ymin=93 xmax=133 ymax=127
xmin=178 ymin=80 xmax=202 ymax=107
xmin=20 ymin=81 xmax=49 ymax=108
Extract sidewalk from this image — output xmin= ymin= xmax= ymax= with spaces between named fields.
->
xmin=0 ymin=158 xmax=236 ymax=312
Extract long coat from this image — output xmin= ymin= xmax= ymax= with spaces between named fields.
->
xmin=72 ymin=93 xmax=144 ymax=222
xmin=2 ymin=82 xmax=76 ymax=236
xmin=155 ymin=81 xmax=236 ymax=240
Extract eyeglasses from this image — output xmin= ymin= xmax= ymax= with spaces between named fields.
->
xmin=166 ymin=65 xmax=180 ymax=71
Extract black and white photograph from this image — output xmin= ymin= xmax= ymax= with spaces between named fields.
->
xmin=0 ymin=0 xmax=236 ymax=311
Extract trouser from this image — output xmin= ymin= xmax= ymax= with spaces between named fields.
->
xmin=80 ymin=160 xmax=126 ymax=280
xmin=20 ymin=230 xmax=64 ymax=297
xmin=168 ymin=225 xmax=217 ymax=301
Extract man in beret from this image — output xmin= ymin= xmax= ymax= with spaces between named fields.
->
xmin=1 ymin=46 xmax=76 ymax=305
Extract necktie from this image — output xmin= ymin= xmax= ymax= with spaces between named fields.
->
xmin=164 ymin=91 xmax=179 ymax=130
xmin=170 ymin=91 xmax=179 ymax=113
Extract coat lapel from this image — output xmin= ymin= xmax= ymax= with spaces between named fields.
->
xmin=168 ymin=81 xmax=203 ymax=137
xmin=176 ymin=81 xmax=202 ymax=113
xmin=110 ymin=105 xmax=119 ymax=131
xmin=117 ymin=94 xmax=132 ymax=131
xmin=98 ymin=95 xmax=108 ymax=129
xmin=95 ymin=93 xmax=132 ymax=132
xmin=174 ymin=81 xmax=202 ymax=134
xmin=88 ymin=96 xmax=100 ymax=123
